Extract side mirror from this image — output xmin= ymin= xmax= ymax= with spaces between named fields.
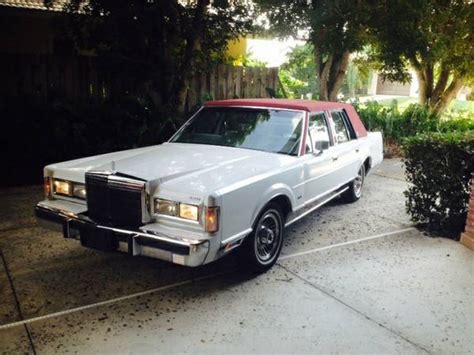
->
xmin=314 ymin=140 xmax=329 ymax=153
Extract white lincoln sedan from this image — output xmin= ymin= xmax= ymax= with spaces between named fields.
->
xmin=35 ymin=99 xmax=383 ymax=272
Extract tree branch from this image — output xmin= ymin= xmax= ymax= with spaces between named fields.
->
xmin=432 ymin=65 xmax=450 ymax=103
xmin=318 ymin=54 xmax=333 ymax=101
xmin=409 ymin=57 xmax=423 ymax=72
xmin=432 ymin=78 xmax=463 ymax=113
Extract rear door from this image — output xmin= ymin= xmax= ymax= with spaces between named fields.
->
xmin=328 ymin=110 xmax=361 ymax=186
xmin=302 ymin=112 xmax=338 ymax=204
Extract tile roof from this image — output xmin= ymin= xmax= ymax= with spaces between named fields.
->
xmin=0 ymin=0 xmax=66 ymax=11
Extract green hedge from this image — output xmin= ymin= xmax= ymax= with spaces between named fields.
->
xmin=355 ymin=100 xmax=474 ymax=142
xmin=402 ymin=131 xmax=474 ymax=235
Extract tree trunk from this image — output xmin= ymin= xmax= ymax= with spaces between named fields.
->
xmin=315 ymin=51 xmax=332 ymax=101
xmin=414 ymin=66 xmax=435 ymax=106
xmin=432 ymin=66 xmax=450 ymax=103
xmin=328 ymin=51 xmax=350 ymax=101
xmin=411 ymin=57 xmax=463 ymax=114
xmin=413 ymin=63 xmax=463 ymax=114
xmin=314 ymin=49 xmax=349 ymax=101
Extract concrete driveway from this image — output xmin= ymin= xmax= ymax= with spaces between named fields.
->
xmin=0 ymin=159 xmax=473 ymax=354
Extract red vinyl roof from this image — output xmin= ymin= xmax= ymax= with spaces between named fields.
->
xmin=205 ymin=98 xmax=368 ymax=138
xmin=205 ymin=99 xmax=355 ymax=112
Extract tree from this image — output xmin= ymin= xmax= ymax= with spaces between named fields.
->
xmin=257 ymin=0 xmax=370 ymax=101
xmin=49 ymin=0 xmax=253 ymax=115
xmin=278 ymin=43 xmax=371 ymax=100
xmin=369 ymin=0 xmax=474 ymax=114
xmin=279 ymin=44 xmax=319 ymax=99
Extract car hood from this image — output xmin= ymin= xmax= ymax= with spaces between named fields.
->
xmin=46 ymin=143 xmax=297 ymax=196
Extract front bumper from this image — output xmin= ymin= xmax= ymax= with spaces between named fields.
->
xmin=35 ymin=203 xmax=211 ymax=267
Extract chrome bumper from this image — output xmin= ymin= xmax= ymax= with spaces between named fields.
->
xmin=35 ymin=203 xmax=210 ymax=267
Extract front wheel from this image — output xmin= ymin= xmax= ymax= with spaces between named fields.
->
xmin=342 ymin=164 xmax=365 ymax=203
xmin=237 ymin=203 xmax=284 ymax=273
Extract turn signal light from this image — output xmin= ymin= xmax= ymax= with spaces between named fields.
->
xmin=44 ymin=177 xmax=52 ymax=199
xmin=205 ymin=207 xmax=219 ymax=233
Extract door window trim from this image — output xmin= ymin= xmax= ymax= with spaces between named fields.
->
xmin=306 ymin=111 xmax=333 ymax=154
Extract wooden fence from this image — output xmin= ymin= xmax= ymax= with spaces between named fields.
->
xmin=0 ymin=53 xmax=279 ymax=109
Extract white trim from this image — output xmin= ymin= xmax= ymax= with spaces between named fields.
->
xmin=279 ymin=227 xmax=416 ymax=260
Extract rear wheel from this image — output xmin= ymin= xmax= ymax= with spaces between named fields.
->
xmin=342 ymin=164 xmax=365 ymax=203
xmin=237 ymin=203 xmax=284 ymax=273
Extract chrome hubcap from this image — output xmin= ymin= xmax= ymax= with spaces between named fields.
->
xmin=354 ymin=167 xmax=364 ymax=197
xmin=255 ymin=211 xmax=281 ymax=264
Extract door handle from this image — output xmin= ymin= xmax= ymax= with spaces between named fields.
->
xmin=355 ymin=148 xmax=360 ymax=153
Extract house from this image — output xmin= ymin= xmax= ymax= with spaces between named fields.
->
xmin=368 ymin=69 xmax=471 ymax=101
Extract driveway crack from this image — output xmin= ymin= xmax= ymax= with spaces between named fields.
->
xmin=0 ymin=249 xmax=37 ymax=355
xmin=277 ymin=263 xmax=431 ymax=354
xmin=372 ymin=173 xmax=406 ymax=182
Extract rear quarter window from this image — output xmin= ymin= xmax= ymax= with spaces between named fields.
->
xmin=331 ymin=110 xmax=357 ymax=143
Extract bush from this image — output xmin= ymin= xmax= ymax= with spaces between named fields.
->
xmin=354 ymin=100 xmax=474 ymax=143
xmin=402 ymin=131 xmax=474 ymax=235
xmin=1 ymin=95 xmax=179 ymax=186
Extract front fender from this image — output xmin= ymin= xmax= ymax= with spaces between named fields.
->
xmin=250 ymin=183 xmax=296 ymax=227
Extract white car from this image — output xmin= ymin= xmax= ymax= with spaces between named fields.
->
xmin=36 ymin=99 xmax=383 ymax=272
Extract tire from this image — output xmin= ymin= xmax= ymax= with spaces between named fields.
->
xmin=237 ymin=203 xmax=285 ymax=273
xmin=342 ymin=164 xmax=365 ymax=203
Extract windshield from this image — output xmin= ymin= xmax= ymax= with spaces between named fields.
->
xmin=171 ymin=107 xmax=304 ymax=156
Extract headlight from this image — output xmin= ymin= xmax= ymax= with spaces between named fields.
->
xmin=52 ymin=179 xmax=86 ymax=200
xmin=53 ymin=179 xmax=72 ymax=196
xmin=154 ymin=199 xmax=200 ymax=222
xmin=155 ymin=199 xmax=178 ymax=216
xmin=73 ymin=184 xmax=87 ymax=199
xmin=179 ymin=203 xmax=199 ymax=221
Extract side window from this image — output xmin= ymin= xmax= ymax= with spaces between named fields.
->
xmin=309 ymin=113 xmax=331 ymax=153
xmin=341 ymin=110 xmax=357 ymax=139
xmin=305 ymin=131 xmax=313 ymax=154
xmin=331 ymin=111 xmax=350 ymax=144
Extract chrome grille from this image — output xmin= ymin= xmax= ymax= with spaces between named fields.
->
xmin=85 ymin=172 xmax=145 ymax=227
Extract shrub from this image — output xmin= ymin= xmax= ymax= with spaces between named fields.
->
xmin=402 ymin=131 xmax=474 ymax=235
xmin=437 ymin=117 xmax=474 ymax=133
xmin=354 ymin=100 xmax=473 ymax=143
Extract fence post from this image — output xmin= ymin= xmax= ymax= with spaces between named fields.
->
xmin=235 ymin=66 xmax=242 ymax=98
xmin=460 ymin=173 xmax=474 ymax=250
